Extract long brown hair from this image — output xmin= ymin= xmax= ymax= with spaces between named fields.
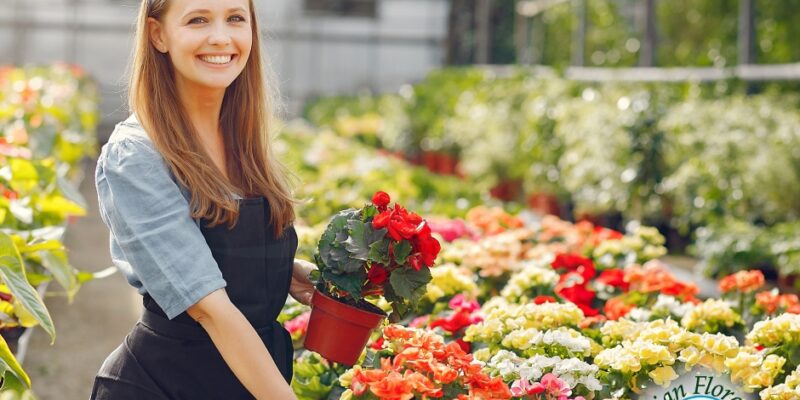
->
xmin=128 ymin=0 xmax=298 ymax=237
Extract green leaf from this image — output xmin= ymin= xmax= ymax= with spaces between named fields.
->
xmin=368 ymin=239 xmax=390 ymax=264
xmin=393 ymin=241 xmax=412 ymax=265
xmin=17 ymin=240 xmax=63 ymax=254
xmin=38 ymin=249 xmax=80 ymax=302
xmin=343 ymin=220 xmax=369 ymax=260
xmin=0 ymin=232 xmax=55 ymax=343
xmin=0 ymin=333 xmax=31 ymax=388
xmin=388 ymin=267 xmax=431 ymax=300
xmin=8 ymin=160 xmax=38 ymax=193
xmin=323 ymin=270 xmax=366 ymax=300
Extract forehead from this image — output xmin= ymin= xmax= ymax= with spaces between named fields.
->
xmin=169 ymin=0 xmax=250 ymax=15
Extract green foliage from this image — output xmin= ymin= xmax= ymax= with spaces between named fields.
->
xmin=0 ymin=64 xmax=103 ymax=396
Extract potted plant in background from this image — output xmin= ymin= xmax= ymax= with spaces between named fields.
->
xmin=304 ymin=191 xmax=442 ymax=365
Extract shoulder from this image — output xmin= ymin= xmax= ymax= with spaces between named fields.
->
xmin=97 ymin=114 xmax=192 ymax=201
xmin=100 ymin=113 xmax=161 ymax=165
xmin=107 ymin=113 xmax=153 ymax=147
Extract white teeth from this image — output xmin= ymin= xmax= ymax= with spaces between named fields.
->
xmin=199 ymin=55 xmax=233 ymax=64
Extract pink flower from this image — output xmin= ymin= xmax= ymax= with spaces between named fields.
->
xmin=510 ymin=379 xmax=544 ymax=397
xmin=284 ymin=312 xmax=310 ymax=338
xmin=540 ymin=373 xmax=572 ymax=399
xmin=409 ymin=315 xmax=430 ymax=328
xmin=448 ymin=294 xmax=480 ymax=313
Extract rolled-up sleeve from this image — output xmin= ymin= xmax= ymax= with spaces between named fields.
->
xmin=95 ymin=136 xmax=226 ymax=319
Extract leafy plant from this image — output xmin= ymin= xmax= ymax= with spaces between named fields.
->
xmin=313 ymin=192 xmax=441 ymax=319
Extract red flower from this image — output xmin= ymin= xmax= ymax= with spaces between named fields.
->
xmin=387 ymin=207 xmax=421 ymax=241
xmin=430 ymin=310 xmax=474 ymax=334
xmin=556 ymin=283 xmax=595 ymax=305
xmin=555 ymin=283 xmax=598 ymax=316
xmin=454 ymin=338 xmax=471 ymax=353
xmin=413 ymin=233 xmax=441 ymax=267
xmin=370 ymin=336 xmax=385 ymax=350
xmin=551 ymin=253 xmax=594 ymax=271
xmin=372 ymin=211 xmax=391 ymax=230
xmin=596 ymin=269 xmax=629 ymax=291
xmin=551 ymin=253 xmax=595 ymax=281
xmin=368 ymin=264 xmax=388 ymax=285
xmin=372 ymin=191 xmax=391 ymax=210
xmin=574 ymin=302 xmax=600 ymax=317
xmin=533 ymin=295 xmax=557 ymax=305
xmin=408 ymin=254 xmax=423 ymax=271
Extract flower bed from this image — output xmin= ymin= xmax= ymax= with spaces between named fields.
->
xmin=286 ymin=201 xmax=800 ymax=399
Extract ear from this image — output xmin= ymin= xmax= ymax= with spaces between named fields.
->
xmin=146 ymin=17 xmax=168 ymax=53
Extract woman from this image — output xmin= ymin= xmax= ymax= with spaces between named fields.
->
xmin=91 ymin=0 xmax=313 ymax=398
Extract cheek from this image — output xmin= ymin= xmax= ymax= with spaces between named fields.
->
xmin=235 ymin=33 xmax=253 ymax=58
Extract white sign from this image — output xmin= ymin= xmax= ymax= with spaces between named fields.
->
xmin=638 ymin=369 xmax=757 ymax=400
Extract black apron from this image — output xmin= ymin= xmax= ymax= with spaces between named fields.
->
xmin=91 ymin=196 xmax=297 ymax=399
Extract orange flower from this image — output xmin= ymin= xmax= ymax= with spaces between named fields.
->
xmin=367 ymin=370 xmax=415 ymax=400
xmin=624 ymin=261 xmax=699 ymax=300
xmin=604 ymin=296 xmax=635 ymax=320
xmin=466 ymin=206 xmax=524 ymax=236
xmin=756 ymin=291 xmax=800 ymax=315
xmin=356 ymin=325 xmax=512 ymax=399
xmin=756 ymin=291 xmax=780 ymax=314
xmin=579 ymin=315 xmax=608 ymax=329
xmin=719 ymin=270 xmax=765 ymax=294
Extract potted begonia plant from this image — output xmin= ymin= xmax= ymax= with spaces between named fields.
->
xmin=304 ymin=191 xmax=441 ymax=365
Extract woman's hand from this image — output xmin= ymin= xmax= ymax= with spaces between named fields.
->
xmin=289 ymin=259 xmax=317 ymax=305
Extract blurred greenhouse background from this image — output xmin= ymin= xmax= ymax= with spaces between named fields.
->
xmin=1 ymin=0 xmax=800 ymax=399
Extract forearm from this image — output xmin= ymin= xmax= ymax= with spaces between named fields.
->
xmin=191 ymin=292 xmax=296 ymax=399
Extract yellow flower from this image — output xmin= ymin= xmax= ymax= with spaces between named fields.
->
xmin=762 ymin=354 xmax=787 ymax=375
xmin=726 ymin=349 xmax=762 ymax=384
xmin=629 ymin=340 xmax=674 ymax=366
xmin=425 ymin=264 xmax=478 ymax=303
xmin=338 ymin=366 xmax=359 ymax=388
xmin=501 ymin=328 xmax=540 ymax=351
xmin=785 ymin=366 xmax=800 ymax=388
xmin=649 ymin=366 xmax=679 ymax=387
xmin=473 ymin=348 xmax=492 ymax=362
xmin=748 ymin=314 xmax=800 ymax=348
xmin=701 ymin=333 xmax=739 ymax=357
xmin=681 ymin=299 xmax=742 ymax=333
xmin=759 ymin=384 xmax=800 ymax=400
xmin=595 ymin=345 xmax=642 ymax=374
xmin=678 ymin=346 xmax=703 ymax=370
xmin=501 ymin=260 xmax=559 ymax=303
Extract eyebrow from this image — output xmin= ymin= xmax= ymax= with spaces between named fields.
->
xmin=183 ymin=7 xmax=248 ymax=18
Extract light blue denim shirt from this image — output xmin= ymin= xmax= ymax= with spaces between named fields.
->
xmin=95 ymin=114 xmax=230 ymax=319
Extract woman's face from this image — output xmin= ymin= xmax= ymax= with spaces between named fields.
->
xmin=148 ymin=0 xmax=252 ymax=91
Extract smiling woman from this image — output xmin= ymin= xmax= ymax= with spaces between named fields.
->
xmin=89 ymin=0 xmax=313 ymax=399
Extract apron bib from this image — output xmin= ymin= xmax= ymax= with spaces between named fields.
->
xmin=92 ymin=197 xmax=297 ymax=399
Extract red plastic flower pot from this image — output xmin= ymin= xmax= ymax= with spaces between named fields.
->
xmin=303 ymin=290 xmax=386 ymax=365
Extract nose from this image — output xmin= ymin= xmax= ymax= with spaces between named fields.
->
xmin=208 ymin=22 xmax=232 ymax=46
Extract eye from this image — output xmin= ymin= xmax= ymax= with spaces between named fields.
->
xmin=188 ymin=17 xmax=207 ymax=24
xmin=229 ymin=15 xmax=246 ymax=23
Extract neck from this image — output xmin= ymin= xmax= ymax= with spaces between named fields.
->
xmin=175 ymin=77 xmax=226 ymax=141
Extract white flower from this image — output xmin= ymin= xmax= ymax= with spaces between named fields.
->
xmin=628 ymin=308 xmax=653 ymax=322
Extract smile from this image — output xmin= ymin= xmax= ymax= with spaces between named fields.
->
xmin=197 ymin=54 xmax=237 ymax=66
